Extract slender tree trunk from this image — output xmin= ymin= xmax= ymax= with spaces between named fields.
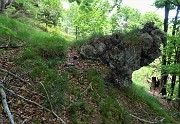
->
xmin=172 ymin=5 xmax=180 ymax=36
xmin=161 ymin=0 xmax=170 ymax=96
xmin=0 ymin=0 xmax=6 ymax=13
xmin=178 ymin=75 xmax=180 ymax=110
xmin=170 ymin=75 xmax=176 ymax=97
xmin=170 ymin=5 xmax=180 ymax=98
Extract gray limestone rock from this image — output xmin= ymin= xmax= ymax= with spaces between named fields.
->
xmin=80 ymin=22 xmax=166 ymax=87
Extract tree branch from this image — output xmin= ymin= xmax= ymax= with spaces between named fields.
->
xmin=169 ymin=0 xmax=178 ymax=6
xmin=129 ymin=114 xmax=158 ymax=124
xmin=0 ymin=78 xmax=15 ymax=124
xmin=39 ymin=82 xmax=53 ymax=111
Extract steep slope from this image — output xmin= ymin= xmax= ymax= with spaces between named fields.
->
xmin=0 ymin=15 xmax=179 ymax=124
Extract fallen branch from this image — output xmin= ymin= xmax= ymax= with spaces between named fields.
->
xmin=80 ymin=82 xmax=93 ymax=96
xmin=1 ymin=85 xmax=66 ymax=124
xmin=0 ymin=88 xmax=15 ymax=124
xmin=0 ymin=79 xmax=15 ymax=124
xmin=0 ymin=45 xmax=24 ymax=49
xmin=129 ymin=114 xmax=158 ymax=124
xmin=74 ymin=82 xmax=93 ymax=101
xmin=116 ymin=99 xmax=163 ymax=124
xmin=39 ymin=82 xmax=53 ymax=111
xmin=0 ymin=68 xmax=32 ymax=86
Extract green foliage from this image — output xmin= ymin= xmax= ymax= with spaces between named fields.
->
xmin=161 ymin=64 xmax=180 ymax=75
xmin=112 ymin=6 xmax=141 ymax=32
xmin=112 ymin=6 xmax=163 ymax=32
xmin=132 ymin=68 xmax=177 ymax=123
xmin=153 ymin=0 xmax=177 ymax=9
xmin=140 ymin=12 xmax=163 ymax=28
xmin=64 ymin=0 xmax=112 ymax=38
xmin=38 ymin=1 xmax=62 ymax=27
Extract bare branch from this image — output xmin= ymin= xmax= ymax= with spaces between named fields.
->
xmin=0 ymin=79 xmax=15 ymax=124
xmin=0 ymin=88 xmax=15 ymax=124
xmin=39 ymin=82 xmax=53 ymax=111
xmin=130 ymin=114 xmax=159 ymax=124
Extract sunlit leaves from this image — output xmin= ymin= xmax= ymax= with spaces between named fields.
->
xmin=65 ymin=0 xmax=111 ymax=37
xmin=161 ymin=64 xmax=180 ymax=75
xmin=141 ymin=12 xmax=163 ymax=28
xmin=153 ymin=0 xmax=176 ymax=10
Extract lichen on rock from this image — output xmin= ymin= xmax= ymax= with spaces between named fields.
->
xmin=80 ymin=22 xmax=166 ymax=87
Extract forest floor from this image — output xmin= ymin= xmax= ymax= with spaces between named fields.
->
xmin=0 ymin=46 xmax=179 ymax=124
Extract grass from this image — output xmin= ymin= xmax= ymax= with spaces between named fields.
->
xmin=0 ymin=14 xmax=69 ymax=110
xmin=68 ymin=69 xmax=128 ymax=124
xmin=1 ymin=14 xmax=179 ymax=123
xmin=71 ymin=32 xmax=105 ymax=50
xmin=132 ymin=67 xmax=177 ymax=123
xmin=0 ymin=15 xmax=68 ymax=59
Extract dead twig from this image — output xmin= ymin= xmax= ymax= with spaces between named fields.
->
xmin=129 ymin=114 xmax=158 ymax=124
xmin=39 ymin=82 xmax=53 ymax=111
xmin=80 ymin=82 xmax=93 ymax=96
xmin=1 ymin=85 xmax=66 ymax=124
xmin=0 ymin=78 xmax=15 ymax=124
xmin=74 ymin=82 xmax=93 ymax=101
xmin=0 ymin=67 xmax=32 ymax=86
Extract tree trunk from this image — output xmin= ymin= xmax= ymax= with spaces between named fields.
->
xmin=178 ymin=75 xmax=180 ymax=110
xmin=160 ymin=0 xmax=170 ymax=96
xmin=169 ymin=4 xmax=180 ymax=98
xmin=0 ymin=0 xmax=14 ymax=13
xmin=172 ymin=5 xmax=180 ymax=36
xmin=170 ymin=75 xmax=176 ymax=97
xmin=151 ymin=77 xmax=156 ymax=95
xmin=0 ymin=0 xmax=6 ymax=13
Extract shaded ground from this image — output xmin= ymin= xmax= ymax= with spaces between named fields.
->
xmin=0 ymin=47 xmax=179 ymax=123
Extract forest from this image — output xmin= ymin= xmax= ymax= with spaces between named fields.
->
xmin=0 ymin=0 xmax=180 ymax=123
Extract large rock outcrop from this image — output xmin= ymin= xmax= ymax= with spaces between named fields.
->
xmin=80 ymin=22 xmax=166 ymax=86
